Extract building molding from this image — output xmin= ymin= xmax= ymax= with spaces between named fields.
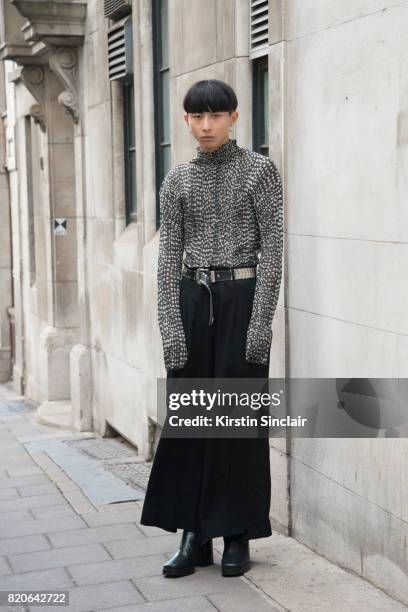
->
xmin=1 ymin=0 xmax=87 ymax=64
xmin=48 ymin=47 xmax=79 ymax=124
xmin=20 ymin=65 xmax=46 ymax=132
xmin=11 ymin=0 xmax=87 ymax=46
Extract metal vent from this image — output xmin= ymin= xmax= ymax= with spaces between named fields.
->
xmin=250 ymin=0 xmax=269 ymax=58
xmin=107 ymin=17 xmax=133 ymax=81
xmin=63 ymin=437 xmax=137 ymax=459
xmin=104 ymin=0 xmax=132 ymax=20
xmin=104 ymin=461 xmax=152 ymax=492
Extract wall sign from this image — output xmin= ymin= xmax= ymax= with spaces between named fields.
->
xmin=54 ymin=218 xmax=67 ymax=235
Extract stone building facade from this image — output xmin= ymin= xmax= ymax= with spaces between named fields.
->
xmin=0 ymin=0 xmax=407 ymax=604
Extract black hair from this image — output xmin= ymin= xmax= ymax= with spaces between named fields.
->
xmin=183 ymin=79 xmax=238 ymax=114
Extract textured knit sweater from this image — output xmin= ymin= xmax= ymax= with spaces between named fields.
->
xmin=157 ymin=137 xmax=283 ymax=372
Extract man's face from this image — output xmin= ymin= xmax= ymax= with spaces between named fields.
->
xmin=184 ymin=110 xmax=238 ymax=152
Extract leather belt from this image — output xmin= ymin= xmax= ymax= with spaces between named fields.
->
xmin=182 ymin=264 xmax=257 ymax=325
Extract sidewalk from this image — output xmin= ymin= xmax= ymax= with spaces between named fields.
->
xmin=0 ymin=382 xmax=406 ymax=612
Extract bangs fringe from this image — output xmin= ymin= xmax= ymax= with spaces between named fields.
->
xmin=183 ymin=79 xmax=238 ymax=113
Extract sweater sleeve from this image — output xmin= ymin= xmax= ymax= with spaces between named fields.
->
xmin=157 ymin=168 xmax=189 ymax=371
xmin=245 ymin=158 xmax=284 ymax=365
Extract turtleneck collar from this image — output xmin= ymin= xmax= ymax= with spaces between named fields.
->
xmin=191 ymin=138 xmax=239 ymax=164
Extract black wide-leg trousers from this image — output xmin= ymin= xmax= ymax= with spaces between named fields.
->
xmin=140 ymin=273 xmax=272 ymax=544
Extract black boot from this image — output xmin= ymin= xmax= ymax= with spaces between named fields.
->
xmin=162 ymin=530 xmax=213 ymax=577
xmin=221 ymin=534 xmax=251 ymax=577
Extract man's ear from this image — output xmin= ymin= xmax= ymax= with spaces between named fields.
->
xmin=229 ymin=110 xmax=238 ymax=127
xmin=183 ymin=113 xmax=190 ymax=127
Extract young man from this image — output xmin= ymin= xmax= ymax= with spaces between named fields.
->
xmin=140 ymin=79 xmax=283 ymax=577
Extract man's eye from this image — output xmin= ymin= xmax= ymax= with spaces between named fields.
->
xmin=193 ymin=114 xmax=202 ymax=118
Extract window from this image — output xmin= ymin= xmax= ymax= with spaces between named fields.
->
xmin=123 ymin=77 xmax=137 ymax=221
xmin=252 ymin=56 xmax=269 ymax=156
xmin=249 ymin=0 xmax=269 ymax=155
xmin=152 ymin=0 xmax=170 ymax=229
xmin=106 ymin=11 xmax=135 ymax=222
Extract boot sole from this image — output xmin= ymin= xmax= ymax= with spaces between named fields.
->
xmin=163 ymin=565 xmax=195 ymax=577
xmin=221 ymin=560 xmax=251 ymax=577
xmin=163 ymin=552 xmax=214 ymax=576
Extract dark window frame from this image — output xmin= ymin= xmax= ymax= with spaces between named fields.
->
xmin=152 ymin=0 xmax=170 ymax=230
xmin=123 ymin=75 xmax=137 ymax=223
xmin=252 ymin=55 xmax=269 ymax=156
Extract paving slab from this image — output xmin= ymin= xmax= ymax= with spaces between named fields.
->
xmin=47 ymin=523 xmax=143 ymax=548
xmin=132 ymin=567 xmax=261 ymax=601
xmin=0 ymin=493 xmax=67 ymax=513
xmin=0 ymin=459 xmax=39 ymax=471
xmin=95 ymin=595 xmax=218 ymax=612
xmin=0 ymin=488 xmax=19 ymax=501
xmin=80 ymin=507 xmax=141 ymax=527
xmin=30 ymin=504 xmax=77 ymax=520
xmin=27 ymin=581 xmax=144 ymax=612
xmin=8 ymin=544 xmax=111 ymax=573
xmin=104 ymin=534 xmax=181 ymax=559
xmin=0 ymin=515 xmax=87 ymax=539
xmin=0 ymin=474 xmax=51 ymax=489
xmin=67 ymin=555 xmax=165 ymax=585
xmin=16 ymin=483 xmax=60 ymax=497
xmin=0 ymin=509 xmax=32 ymax=523
xmin=0 ymin=534 xmax=51 ymax=556
xmin=0 ymin=567 xmax=73 ymax=590
xmin=207 ymin=590 xmax=282 ymax=612
xmin=4 ymin=465 xmax=46 ymax=477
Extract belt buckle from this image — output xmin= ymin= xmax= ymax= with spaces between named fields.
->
xmin=196 ymin=268 xmax=218 ymax=283
xmin=196 ymin=267 xmax=209 ymax=283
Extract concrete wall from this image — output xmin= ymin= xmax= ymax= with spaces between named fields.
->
xmin=285 ymin=1 xmax=408 ymax=604
xmin=81 ymin=0 xmax=157 ymax=455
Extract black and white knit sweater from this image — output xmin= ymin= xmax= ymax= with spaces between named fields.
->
xmin=157 ymin=137 xmax=283 ymax=371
